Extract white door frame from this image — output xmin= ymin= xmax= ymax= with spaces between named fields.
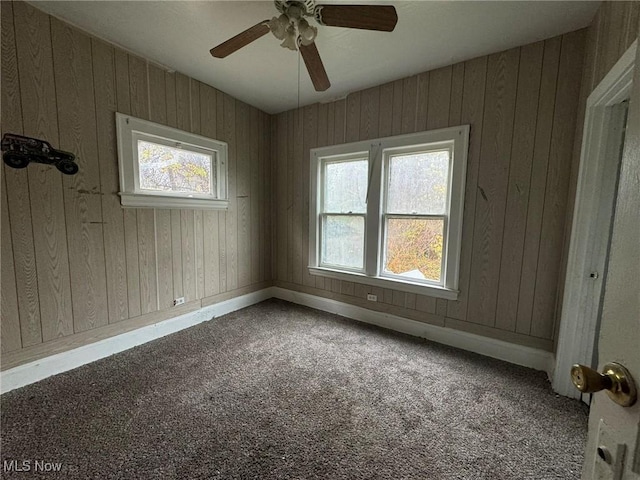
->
xmin=553 ymin=40 xmax=637 ymax=399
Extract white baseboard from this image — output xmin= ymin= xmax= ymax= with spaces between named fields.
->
xmin=272 ymin=287 xmax=555 ymax=375
xmin=2 ymin=286 xmax=555 ymax=394
xmin=0 ymin=288 xmax=273 ymax=394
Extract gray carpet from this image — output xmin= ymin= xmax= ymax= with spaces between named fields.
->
xmin=1 ymin=299 xmax=588 ymax=479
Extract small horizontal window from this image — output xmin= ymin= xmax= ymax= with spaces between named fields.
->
xmin=116 ymin=113 xmax=228 ymax=209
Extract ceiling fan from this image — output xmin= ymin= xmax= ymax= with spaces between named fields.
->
xmin=210 ymin=1 xmax=398 ymax=92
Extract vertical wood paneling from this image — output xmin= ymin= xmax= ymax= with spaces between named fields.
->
xmin=224 ymin=95 xmax=238 ymax=291
xmin=286 ymin=110 xmax=294 ymax=284
xmin=302 ymin=104 xmax=317 ymax=287
xmin=391 ymin=79 xmax=403 ymax=136
xmin=378 ymin=82 xmax=394 ymax=137
xmin=359 ymin=87 xmax=380 ymax=141
xmin=416 ymin=72 xmax=430 ymax=131
xmin=1 ymin=174 xmax=21 ymax=353
xmin=236 ymin=102 xmax=251 ymax=287
xmin=237 ymin=196 xmax=251 ymax=287
xmin=137 ymin=209 xmax=158 ymax=314
xmin=165 ymin=72 xmax=177 ymax=127
xmin=467 ymin=48 xmax=519 ymax=326
xmin=427 ymin=66 xmax=453 ymax=130
xmin=346 ymin=92 xmax=361 ymax=142
xmin=181 ymin=210 xmax=196 ymax=302
xmin=216 ymin=90 xmax=227 ymax=292
xmin=155 ymin=209 xmax=174 ymax=309
xmin=531 ymin=30 xmax=585 ymax=339
xmin=494 ymin=42 xmax=544 ymax=332
xmin=516 ymin=37 xmax=561 ymax=335
xmin=292 ymin=109 xmax=303 ymax=285
xmin=2 ymin=0 xmax=42 ymax=347
xmin=401 ymin=76 xmax=418 ymax=134
xmin=92 ymin=39 xmax=129 ymax=323
xmin=264 ymin=113 xmax=273 ymax=282
xmin=251 ymin=109 xmax=262 ymax=283
xmin=175 ymin=73 xmax=190 ymax=131
xmin=236 ymin=101 xmax=250 ymax=197
xmin=195 ymin=210 xmax=205 ymax=298
xmin=171 ymin=210 xmax=183 ymax=300
xmin=276 ymin=112 xmax=288 ymax=282
xmin=148 ymin=64 xmax=167 ymax=124
xmin=51 ymin=18 xmax=108 ymax=332
xmin=14 ymin=1 xmax=73 ymax=341
xmin=249 ymin=109 xmax=260 ymax=284
xmin=203 ymin=209 xmax=220 ymax=297
xmin=622 ymin=2 xmax=640 ymax=51
xmin=190 ymin=79 xmax=201 ymax=135
xmin=449 ymin=63 xmax=465 ymax=125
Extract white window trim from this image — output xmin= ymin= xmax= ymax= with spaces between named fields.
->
xmin=116 ymin=113 xmax=229 ymax=210
xmin=309 ymin=125 xmax=470 ymax=300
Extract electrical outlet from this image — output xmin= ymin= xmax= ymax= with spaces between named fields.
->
xmin=173 ymin=297 xmax=185 ymax=306
xmin=367 ymin=293 xmax=377 ymax=302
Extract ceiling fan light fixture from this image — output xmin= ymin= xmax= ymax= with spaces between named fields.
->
xmin=280 ymin=24 xmax=298 ymax=51
xmin=297 ymin=18 xmax=317 ymax=46
xmin=269 ymin=14 xmax=289 ymax=40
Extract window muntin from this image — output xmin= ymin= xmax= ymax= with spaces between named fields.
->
xmin=309 ymin=126 xmax=469 ymax=298
xmin=116 ymin=113 xmax=228 ymax=209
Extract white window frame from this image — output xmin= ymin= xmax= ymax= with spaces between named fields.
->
xmin=116 ymin=113 xmax=228 ymax=209
xmin=309 ymin=125 xmax=469 ymax=300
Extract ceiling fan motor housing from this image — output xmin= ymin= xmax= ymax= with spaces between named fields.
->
xmin=275 ymin=0 xmax=317 ymax=19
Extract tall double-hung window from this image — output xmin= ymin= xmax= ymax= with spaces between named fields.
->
xmin=309 ymin=126 xmax=469 ymax=299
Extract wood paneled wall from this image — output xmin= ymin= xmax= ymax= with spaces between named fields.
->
xmin=555 ymin=1 xmax=639 ymax=346
xmin=273 ymin=30 xmax=588 ymax=351
xmin=0 ymin=2 xmax=273 ymax=367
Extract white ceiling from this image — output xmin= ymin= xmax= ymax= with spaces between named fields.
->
xmin=31 ymin=1 xmax=600 ymax=114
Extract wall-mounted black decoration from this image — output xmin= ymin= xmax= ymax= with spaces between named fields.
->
xmin=1 ymin=133 xmax=79 ymax=175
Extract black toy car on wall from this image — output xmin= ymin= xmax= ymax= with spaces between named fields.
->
xmin=1 ymin=133 xmax=79 ymax=175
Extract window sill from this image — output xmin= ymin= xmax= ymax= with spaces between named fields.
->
xmin=308 ymin=266 xmax=459 ymax=300
xmin=119 ymin=192 xmax=229 ymax=210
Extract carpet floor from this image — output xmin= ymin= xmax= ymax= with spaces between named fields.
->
xmin=1 ymin=299 xmax=588 ymax=479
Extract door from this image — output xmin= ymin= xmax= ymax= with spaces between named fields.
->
xmin=580 ymin=42 xmax=640 ymax=480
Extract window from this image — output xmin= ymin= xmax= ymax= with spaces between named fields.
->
xmin=116 ymin=113 xmax=228 ymax=209
xmin=309 ymin=126 xmax=469 ymax=299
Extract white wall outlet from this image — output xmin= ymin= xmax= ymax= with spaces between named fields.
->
xmin=173 ymin=297 xmax=185 ymax=306
xmin=367 ymin=293 xmax=377 ymax=302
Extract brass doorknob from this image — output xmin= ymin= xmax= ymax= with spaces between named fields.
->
xmin=571 ymin=363 xmax=637 ymax=407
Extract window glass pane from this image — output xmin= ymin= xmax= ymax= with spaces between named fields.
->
xmin=321 ymin=215 xmax=365 ymax=269
xmin=383 ymin=217 xmax=444 ymax=282
xmin=324 ymin=160 xmax=367 ymax=213
xmin=386 ymin=151 xmax=449 ymax=214
xmin=138 ymin=140 xmax=214 ymax=195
